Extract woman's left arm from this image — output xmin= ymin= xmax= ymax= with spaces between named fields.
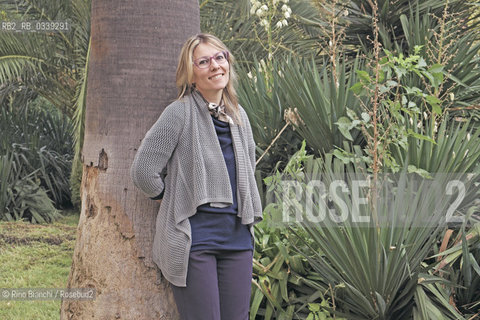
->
xmin=130 ymin=103 xmax=185 ymax=199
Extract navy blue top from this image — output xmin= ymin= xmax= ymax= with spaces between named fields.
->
xmin=189 ymin=116 xmax=253 ymax=251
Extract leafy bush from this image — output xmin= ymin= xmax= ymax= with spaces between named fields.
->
xmin=250 ymin=143 xmax=344 ymax=320
xmin=0 ymin=152 xmax=59 ymax=223
xmin=261 ymin=145 xmax=477 ymax=319
xmin=251 ymin=213 xmax=342 ymax=320
xmin=0 ymin=96 xmax=73 ymax=222
xmin=433 ymin=223 xmax=480 ymax=318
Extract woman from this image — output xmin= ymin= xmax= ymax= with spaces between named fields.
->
xmin=130 ymin=33 xmax=263 ymax=320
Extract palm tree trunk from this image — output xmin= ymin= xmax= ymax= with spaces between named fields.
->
xmin=61 ymin=1 xmax=199 ymax=319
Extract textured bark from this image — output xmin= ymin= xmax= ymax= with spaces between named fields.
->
xmin=61 ymin=1 xmax=200 ymax=319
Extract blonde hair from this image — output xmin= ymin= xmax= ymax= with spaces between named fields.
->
xmin=176 ymin=33 xmax=241 ymax=124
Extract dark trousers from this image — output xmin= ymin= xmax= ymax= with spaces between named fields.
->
xmin=170 ymin=249 xmax=253 ymax=320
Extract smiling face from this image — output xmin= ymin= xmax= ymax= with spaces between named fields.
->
xmin=192 ymin=43 xmax=230 ymax=104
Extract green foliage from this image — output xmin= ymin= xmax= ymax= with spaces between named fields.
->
xmin=238 ymin=54 xmax=367 ymax=176
xmin=235 ymin=0 xmax=480 ymax=174
xmin=0 ymin=0 xmax=91 ymax=208
xmin=250 ymin=144 xmax=346 ymax=319
xmin=0 ymin=0 xmax=91 ymax=117
xmin=306 ymin=301 xmax=337 ymax=320
xmin=0 ymin=97 xmax=73 ymax=222
xmin=398 ymin=4 xmax=480 ymax=120
xmin=251 ymin=205 xmax=340 ymax=320
xmin=277 ymin=56 xmax=365 ymax=155
xmin=336 ymin=47 xmax=467 ymax=172
xmin=263 ymin=147 xmax=474 ymax=319
xmin=0 ymin=152 xmax=59 ymax=223
xmin=344 ymin=0 xmax=480 ymax=119
xmin=237 ymin=59 xmax=303 ymax=176
xmin=391 ymin=118 xmax=480 ymax=175
xmin=431 ymin=223 xmax=480 ymax=317
xmin=0 ymin=100 xmax=73 ymax=207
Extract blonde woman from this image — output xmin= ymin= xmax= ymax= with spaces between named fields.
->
xmin=130 ymin=33 xmax=262 ymax=320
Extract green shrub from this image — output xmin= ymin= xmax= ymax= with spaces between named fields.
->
xmin=0 ymin=152 xmax=59 ymax=223
xmin=0 ymin=102 xmax=73 ymax=209
xmin=0 ymin=95 xmax=73 ymax=222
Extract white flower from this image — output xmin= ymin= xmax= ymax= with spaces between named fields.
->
xmin=256 ymin=8 xmax=264 ymax=17
xmin=449 ymin=92 xmax=455 ymax=101
xmin=284 ymin=11 xmax=290 ymax=18
xmin=268 ymin=52 xmax=273 ymax=60
xmin=261 ymin=4 xmax=268 ymax=11
xmin=247 ymin=71 xmax=253 ymax=79
xmin=329 ymin=40 xmax=333 ymax=46
xmin=344 ymin=9 xmax=349 ymax=16
xmin=281 ymin=19 xmax=288 ymax=26
xmin=282 ymin=4 xmax=288 ymax=11
xmin=260 ymin=59 xmax=267 ymax=71
xmin=282 ymin=0 xmax=289 ymax=3
xmin=276 ymin=20 xmax=283 ymax=28
xmin=260 ymin=19 xmax=268 ymax=26
xmin=250 ymin=0 xmax=259 ymax=12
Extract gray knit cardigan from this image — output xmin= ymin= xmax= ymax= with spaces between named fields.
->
xmin=130 ymin=92 xmax=263 ymax=287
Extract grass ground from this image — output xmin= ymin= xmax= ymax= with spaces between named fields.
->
xmin=0 ymin=210 xmax=79 ymax=320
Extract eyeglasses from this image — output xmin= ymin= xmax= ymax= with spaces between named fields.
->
xmin=193 ymin=51 xmax=229 ymax=69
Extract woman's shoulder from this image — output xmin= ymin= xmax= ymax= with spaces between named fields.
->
xmin=157 ymin=95 xmax=193 ymax=121
xmin=146 ymin=97 xmax=189 ymax=134
xmin=164 ymin=96 xmax=190 ymax=112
